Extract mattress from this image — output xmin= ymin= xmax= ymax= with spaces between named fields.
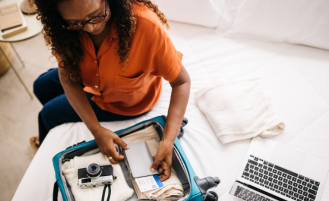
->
xmin=12 ymin=21 xmax=329 ymax=201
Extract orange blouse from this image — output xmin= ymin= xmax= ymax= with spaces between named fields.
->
xmin=63 ymin=2 xmax=183 ymax=116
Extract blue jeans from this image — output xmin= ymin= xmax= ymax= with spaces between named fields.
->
xmin=33 ymin=68 xmax=147 ymax=144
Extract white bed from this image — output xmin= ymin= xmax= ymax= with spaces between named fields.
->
xmin=12 ymin=21 xmax=329 ymax=201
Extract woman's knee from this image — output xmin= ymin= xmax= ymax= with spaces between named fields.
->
xmin=33 ymin=69 xmax=57 ymax=92
xmin=33 ymin=68 xmax=61 ymax=104
xmin=39 ymin=100 xmax=61 ymax=130
xmin=33 ymin=75 xmax=45 ymax=98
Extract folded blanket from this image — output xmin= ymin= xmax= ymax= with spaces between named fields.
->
xmin=121 ymin=126 xmax=184 ymax=201
xmin=195 ymin=77 xmax=285 ymax=144
xmin=62 ymin=152 xmax=134 ymax=201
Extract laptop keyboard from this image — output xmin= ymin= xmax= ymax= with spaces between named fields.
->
xmin=241 ymin=155 xmax=320 ymax=201
xmin=233 ymin=185 xmax=275 ymax=201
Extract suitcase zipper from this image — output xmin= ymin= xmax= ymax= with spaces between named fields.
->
xmin=58 ymin=150 xmax=78 ymax=201
xmin=173 ymin=146 xmax=191 ymax=201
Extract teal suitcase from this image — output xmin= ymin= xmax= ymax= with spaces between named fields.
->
xmin=52 ymin=116 xmax=220 ymax=201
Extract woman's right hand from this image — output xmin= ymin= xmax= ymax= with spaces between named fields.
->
xmin=92 ymin=126 xmax=129 ymax=164
xmin=58 ymin=69 xmax=129 ymax=162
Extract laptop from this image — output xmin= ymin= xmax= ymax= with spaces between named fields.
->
xmin=229 ymin=137 xmax=329 ymax=201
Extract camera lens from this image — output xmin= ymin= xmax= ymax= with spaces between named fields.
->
xmin=86 ymin=163 xmax=102 ymax=178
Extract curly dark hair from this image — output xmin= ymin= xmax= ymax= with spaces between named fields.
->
xmin=33 ymin=0 xmax=169 ymax=82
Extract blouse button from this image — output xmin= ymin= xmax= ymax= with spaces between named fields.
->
xmin=96 ymin=74 xmax=98 ymax=76
xmin=95 ymin=60 xmax=97 ymax=64
xmin=95 ymin=85 xmax=98 ymax=88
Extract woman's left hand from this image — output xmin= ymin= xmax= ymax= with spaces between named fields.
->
xmin=150 ymin=65 xmax=190 ymax=182
xmin=150 ymin=139 xmax=174 ymax=181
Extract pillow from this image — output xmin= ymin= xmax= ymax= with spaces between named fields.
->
xmin=217 ymin=0 xmax=329 ymax=50
xmin=216 ymin=0 xmax=241 ymax=32
xmin=152 ymin=0 xmax=222 ymax=28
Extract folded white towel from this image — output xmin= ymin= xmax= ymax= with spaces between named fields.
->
xmin=195 ymin=77 xmax=285 ymax=144
xmin=62 ymin=152 xmax=134 ymax=201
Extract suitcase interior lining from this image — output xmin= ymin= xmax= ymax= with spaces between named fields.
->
xmin=60 ymin=122 xmax=191 ymax=201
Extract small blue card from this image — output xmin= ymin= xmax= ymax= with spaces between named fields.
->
xmin=153 ymin=175 xmax=164 ymax=188
xmin=135 ymin=175 xmax=164 ymax=192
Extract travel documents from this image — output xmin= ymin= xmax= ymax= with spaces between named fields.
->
xmin=123 ymin=141 xmax=163 ymax=192
xmin=123 ymin=141 xmax=159 ymax=179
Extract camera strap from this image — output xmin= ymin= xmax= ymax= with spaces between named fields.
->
xmin=101 ymin=184 xmax=111 ymax=201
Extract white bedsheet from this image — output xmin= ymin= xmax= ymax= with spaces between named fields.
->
xmin=13 ymin=21 xmax=329 ymax=201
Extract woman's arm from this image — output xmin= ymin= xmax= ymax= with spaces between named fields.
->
xmin=58 ymin=68 xmax=128 ymax=163
xmin=151 ymin=65 xmax=191 ymax=181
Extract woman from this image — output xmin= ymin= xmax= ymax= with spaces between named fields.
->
xmin=31 ymin=0 xmax=190 ymax=181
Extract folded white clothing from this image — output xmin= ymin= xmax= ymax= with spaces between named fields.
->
xmin=62 ymin=152 xmax=134 ymax=201
xmin=121 ymin=126 xmax=184 ymax=201
xmin=195 ymin=77 xmax=285 ymax=144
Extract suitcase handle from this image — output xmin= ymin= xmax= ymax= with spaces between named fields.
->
xmin=162 ymin=116 xmax=188 ymax=138
xmin=66 ymin=140 xmax=86 ymax=149
xmin=53 ymin=181 xmax=59 ymax=201
xmin=194 ymin=176 xmax=220 ymax=201
xmin=204 ymin=191 xmax=218 ymax=201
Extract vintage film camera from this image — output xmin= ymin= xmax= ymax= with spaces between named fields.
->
xmin=78 ymin=163 xmax=114 ymax=188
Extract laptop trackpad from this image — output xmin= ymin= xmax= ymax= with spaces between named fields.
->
xmin=270 ymin=144 xmax=306 ymax=173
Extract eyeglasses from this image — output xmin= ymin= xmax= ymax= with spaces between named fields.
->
xmin=62 ymin=1 xmax=107 ymax=30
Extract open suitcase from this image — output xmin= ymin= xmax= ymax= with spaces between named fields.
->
xmin=52 ymin=116 xmax=220 ymax=201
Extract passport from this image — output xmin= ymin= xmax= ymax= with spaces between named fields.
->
xmin=123 ymin=141 xmax=158 ymax=179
